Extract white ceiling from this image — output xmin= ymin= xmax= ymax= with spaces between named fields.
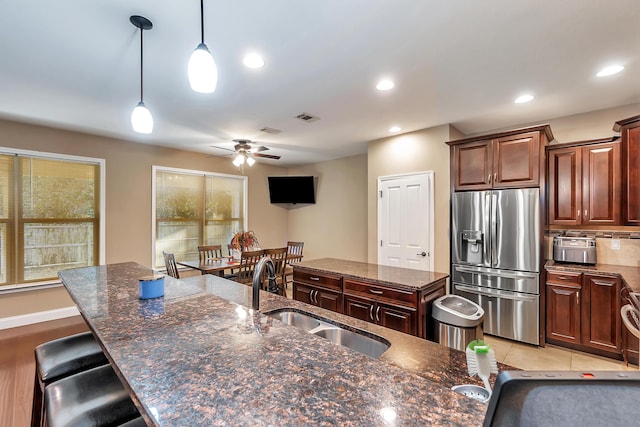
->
xmin=0 ymin=1 xmax=638 ymax=166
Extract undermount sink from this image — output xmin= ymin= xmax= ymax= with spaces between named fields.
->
xmin=266 ymin=309 xmax=390 ymax=358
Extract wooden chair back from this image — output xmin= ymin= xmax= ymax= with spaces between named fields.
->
xmin=265 ymin=247 xmax=288 ymax=294
xmin=198 ymin=245 xmax=223 ymax=262
xmin=236 ymin=249 xmax=265 ymax=285
xmin=284 ymin=241 xmax=304 ymax=287
xmin=163 ymin=251 xmax=180 ymax=279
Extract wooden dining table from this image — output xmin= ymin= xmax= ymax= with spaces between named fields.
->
xmin=176 ymin=258 xmax=239 ymax=276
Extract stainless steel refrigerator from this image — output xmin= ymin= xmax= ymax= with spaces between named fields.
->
xmin=451 ymin=188 xmax=540 ymax=345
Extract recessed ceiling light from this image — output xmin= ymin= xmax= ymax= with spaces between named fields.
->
xmin=514 ymin=94 xmax=534 ymax=104
xmin=243 ymin=53 xmax=265 ymax=69
xmin=596 ymin=65 xmax=624 ymax=77
xmin=389 ymin=126 xmax=401 ymax=133
xmin=376 ymin=79 xmax=394 ymax=91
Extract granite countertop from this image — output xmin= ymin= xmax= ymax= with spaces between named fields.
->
xmin=295 ymin=258 xmax=449 ymax=291
xmin=545 ymin=260 xmax=640 ymax=292
xmin=59 ymin=262 xmax=493 ymax=426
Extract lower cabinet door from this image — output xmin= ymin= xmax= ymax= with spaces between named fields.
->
xmin=344 ymin=295 xmax=374 ymax=323
xmin=317 ymin=289 xmax=343 ymax=313
xmin=546 ymin=283 xmax=581 ymax=345
xmin=378 ymin=303 xmax=416 ymax=335
xmin=293 ymin=283 xmax=315 ymax=306
xmin=581 ymin=274 xmax=621 ymax=354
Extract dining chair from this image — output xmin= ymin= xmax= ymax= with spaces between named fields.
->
xmin=198 ymin=245 xmax=223 ymax=262
xmin=163 ymin=251 xmax=180 ymax=279
xmin=284 ymin=241 xmax=304 ymax=287
xmin=235 ymin=249 xmax=266 ymax=285
xmin=265 ymin=247 xmax=288 ymax=295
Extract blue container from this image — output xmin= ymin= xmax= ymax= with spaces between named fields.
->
xmin=139 ymin=274 xmax=165 ymax=299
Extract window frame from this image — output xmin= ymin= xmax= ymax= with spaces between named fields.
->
xmin=151 ymin=165 xmax=248 ymax=268
xmin=0 ymin=147 xmax=106 ymax=290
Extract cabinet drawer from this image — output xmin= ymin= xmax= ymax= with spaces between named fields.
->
xmin=344 ymin=279 xmax=417 ymax=306
xmin=546 ymin=271 xmax=582 ymax=287
xmin=293 ymin=268 xmax=342 ymax=291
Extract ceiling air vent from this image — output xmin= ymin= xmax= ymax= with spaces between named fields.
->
xmin=259 ymin=126 xmax=281 ymax=134
xmin=295 ymin=112 xmax=320 ymax=122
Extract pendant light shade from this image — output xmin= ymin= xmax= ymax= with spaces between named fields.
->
xmin=245 ymin=156 xmax=256 ymax=167
xmin=189 ymin=0 xmax=217 ymax=93
xmin=131 ymin=101 xmax=153 ymax=134
xmin=188 ymin=43 xmax=217 ymax=93
xmin=232 ymin=154 xmax=245 ymax=167
xmin=130 ymin=15 xmax=153 ymax=134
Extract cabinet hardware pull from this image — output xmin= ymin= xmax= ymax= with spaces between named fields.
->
xmin=577 ymin=210 xmax=580 ymax=217
xmin=556 ymin=276 xmax=572 ymax=281
xmin=310 ymin=276 xmax=320 ymax=281
xmin=370 ymin=289 xmax=384 ymax=295
xmin=312 ymin=290 xmax=318 ymax=304
xmin=488 ymin=174 xmax=491 ymax=183
xmin=369 ymin=304 xmax=374 ymax=321
xmin=494 ymin=173 xmax=497 ymax=182
xmin=310 ymin=290 xmax=314 ymax=303
xmin=584 ymin=210 xmax=587 ymax=218
xmin=376 ymin=306 xmax=381 ymax=322
xmin=576 ymin=291 xmax=579 ymax=305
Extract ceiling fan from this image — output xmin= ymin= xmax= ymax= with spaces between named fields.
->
xmin=210 ymin=139 xmax=281 ymax=167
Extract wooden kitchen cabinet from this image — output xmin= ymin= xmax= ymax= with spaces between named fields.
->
xmin=447 ymin=125 xmax=553 ymax=191
xmin=293 ymin=269 xmax=343 ymax=313
xmin=546 ymin=271 xmax=582 ymax=345
xmin=343 ymin=293 xmax=417 ymax=336
xmin=546 ymin=269 xmax=622 ymax=359
xmin=547 ymin=138 xmax=621 ymax=225
xmin=614 ymin=114 xmax=640 ymax=225
xmin=581 ymin=274 xmax=622 ymax=355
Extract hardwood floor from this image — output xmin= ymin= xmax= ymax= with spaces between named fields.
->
xmin=0 ymin=316 xmax=89 ymax=427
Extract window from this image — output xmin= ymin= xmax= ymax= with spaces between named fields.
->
xmin=0 ymin=149 xmax=104 ymax=286
xmin=153 ymin=167 xmax=247 ymax=268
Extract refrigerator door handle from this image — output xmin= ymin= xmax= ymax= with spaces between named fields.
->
xmin=490 ymin=192 xmax=498 ymax=267
xmin=454 ymin=265 xmax=538 ymax=280
xmin=455 ymin=284 xmax=537 ymax=302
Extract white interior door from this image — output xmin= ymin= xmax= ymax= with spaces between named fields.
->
xmin=378 ymin=172 xmax=434 ymax=270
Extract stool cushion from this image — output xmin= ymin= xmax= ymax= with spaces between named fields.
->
xmin=45 ymin=364 xmax=139 ymax=427
xmin=35 ymin=331 xmax=108 ymax=383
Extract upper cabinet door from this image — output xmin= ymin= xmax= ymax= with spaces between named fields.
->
xmin=493 ymin=131 xmax=540 ymax=188
xmin=548 ymin=146 xmax=582 ymax=225
xmin=582 ymin=142 xmax=621 ymax=225
xmin=622 ymin=122 xmax=640 ymax=225
xmin=452 ymin=140 xmax=492 ymax=191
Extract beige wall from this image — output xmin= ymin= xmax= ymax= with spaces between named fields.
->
xmin=0 ymin=118 xmax=288 ymax=319
xmin=367 ymin=124 xmax=456 ymax=275
xmin=287 ymin=154 xmax=368 ymax=263
xmin=0 ymin=286 xmax=74 ymax=317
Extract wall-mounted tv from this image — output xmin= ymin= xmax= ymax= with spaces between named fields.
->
xmin=268 ymin=176 xmax=316 ymax=204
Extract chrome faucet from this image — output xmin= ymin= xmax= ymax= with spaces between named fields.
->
xmin=252 ymin=256 xmax=278 ymax=311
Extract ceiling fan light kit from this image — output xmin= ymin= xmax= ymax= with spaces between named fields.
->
xmin=188 ymin=0 xmax=217 ymax=93
xmin=130 ymin=15 xmax=153 ymax=134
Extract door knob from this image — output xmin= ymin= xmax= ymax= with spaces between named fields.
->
xmin=417 ymin=251 xmax=427 ymax=257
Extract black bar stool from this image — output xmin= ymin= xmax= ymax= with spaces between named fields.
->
xmin=118 ymin=416 xmax=148 ymax=426
xmin=45 ymin=364 xmax=140 ymax=427
xmin=31 ymin=331 xmax=108 ymax=427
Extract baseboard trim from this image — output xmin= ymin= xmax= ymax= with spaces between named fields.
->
xmin=0 ymin=306 xmax=80 ymax=330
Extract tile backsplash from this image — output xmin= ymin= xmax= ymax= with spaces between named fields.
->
xmin=545 ymin=230 xmax=640 ymax=268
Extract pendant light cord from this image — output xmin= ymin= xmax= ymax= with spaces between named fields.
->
xmin=140 ymin=27 xmax=144 ymax=102
xmin=200 ymin=0 xmax=205 ymax=44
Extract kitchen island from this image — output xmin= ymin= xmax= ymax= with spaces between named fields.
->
xmin=59 ymin=262 xmax=491 ymax=426
xmin=293 ymin=258 xmax=448 ymax=339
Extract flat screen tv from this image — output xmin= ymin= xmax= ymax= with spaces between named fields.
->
xmin=268 ymin=176 xmax=316 ymax=204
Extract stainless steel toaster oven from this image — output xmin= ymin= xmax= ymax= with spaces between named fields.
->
xmin=552 ymin=236 xmax=597 ymax=265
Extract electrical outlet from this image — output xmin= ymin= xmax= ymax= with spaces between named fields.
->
xmin=611 ymin=239 xmax=621 ymax=250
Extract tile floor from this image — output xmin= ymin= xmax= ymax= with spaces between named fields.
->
xmin=484 ymin=335 xmax=637 ymax=371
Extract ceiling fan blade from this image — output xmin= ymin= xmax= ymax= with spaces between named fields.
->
xmin=210 ymin=146 xmax=235 ymax=153
xmin=251 ymin=145 xmax=269 ymax=152
xmin=205 ymin=154 xmax=232 ymax=158
xmin=254 ymin=153 xmax=281 ymax=160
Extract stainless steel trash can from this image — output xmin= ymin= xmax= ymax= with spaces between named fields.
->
xmin=432 ymin=294 xmax=484 ymax=351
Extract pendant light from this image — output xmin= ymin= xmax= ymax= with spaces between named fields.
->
xmin=188 ymin=0 xmax=218 ymax=93
xmin=130 ymin=15 xmax=153 ymax=134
